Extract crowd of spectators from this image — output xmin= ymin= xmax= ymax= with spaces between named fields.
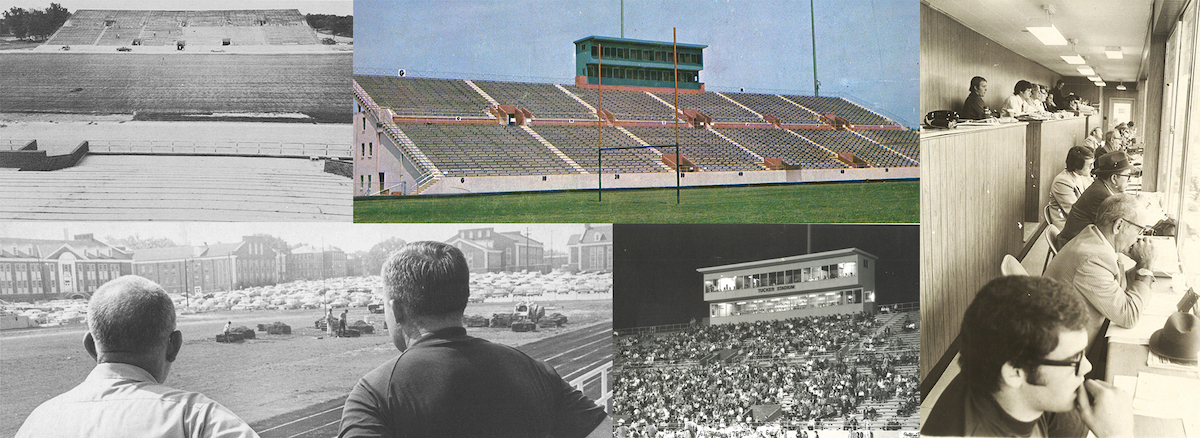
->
xmin=617 ymin=313 xmax=879 ymax=364
xmin=614 ymin=328 xmax=919 ymax=434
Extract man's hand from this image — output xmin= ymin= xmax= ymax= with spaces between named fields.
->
xmin=1127 ymin=239 xmax=1156 ymax=270
xmin=1075 ymin=379 xmax=1134 ymax=438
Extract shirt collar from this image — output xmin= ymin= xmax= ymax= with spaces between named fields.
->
xmin=408 ymin=326 xmax=470 ymax=349
xmin=87 ymin=362 xmax=158 ymax=384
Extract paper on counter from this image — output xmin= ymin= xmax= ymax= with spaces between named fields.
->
xmin=1131 ymin=372 xmax=1200 ymax=421
xmin=1147 ymin=350 xmax=1200 ymax=372
xmin=1144 ymin=291 xmax=1186 ymax=317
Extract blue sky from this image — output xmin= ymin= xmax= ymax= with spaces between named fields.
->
xmin=354 ymin=0 xmax=918 ymax=127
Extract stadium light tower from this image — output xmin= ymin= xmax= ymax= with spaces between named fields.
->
xmin=810 ymin=0 xmax=819 ymax=96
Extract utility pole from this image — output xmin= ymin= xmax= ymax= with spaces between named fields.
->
xmin=810 ymin=0 xmax=820 ymax=96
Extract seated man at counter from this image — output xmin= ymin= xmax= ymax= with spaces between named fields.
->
xmin=1002 ymin=80 xmax=1035 ymax=117
xmin=1043 ymin=194 xmax=1154 ymax=380
xmin=1057 ymin=151 xmax=1135 ymax=246
xmin=921 ymin=276 xmax=1133 ymax=438
xmin=1048 ymin=146 xmax=1095 ymax=229
xmin=962 ymin=76 xmax=992 ymax=120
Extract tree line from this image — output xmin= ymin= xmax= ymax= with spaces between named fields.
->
xmin=304 ymin=14 xmax=352 ymax=38
xmin=2 ymin=4 xmax=70 ymax=41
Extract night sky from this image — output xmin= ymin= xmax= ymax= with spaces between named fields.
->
xmin=613 ymin=224 xmax=918 ymax=329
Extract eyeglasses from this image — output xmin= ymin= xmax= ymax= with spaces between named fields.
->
xmin=1120 ymin=218 xmax=1151 ymax=236
xmin=1039 ymin=351 xmax=1084 ymax=375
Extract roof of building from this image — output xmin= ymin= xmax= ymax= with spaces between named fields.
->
xmin=568 ymin=224 xmax=614 ymax=246
xmin=0 ymin=237 xmax=132 ymax=260
xmin=574 ymin=35 xmax=708 ymax=49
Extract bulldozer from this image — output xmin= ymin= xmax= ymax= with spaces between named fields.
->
xmin=491 ymin=301 xmax=545 ymax=332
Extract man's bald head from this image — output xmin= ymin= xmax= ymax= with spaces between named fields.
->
xmin=88 ymin=276 xmax=176 ymax=355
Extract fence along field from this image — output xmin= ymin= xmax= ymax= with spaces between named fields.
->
xmin=0 ymin=53 xmax=351 ymax=123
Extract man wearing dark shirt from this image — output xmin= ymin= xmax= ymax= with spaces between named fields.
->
xmin=338 ymin=241 xmax=608 ymax=438
xmin=922 ymin=276 xmax=1133 ymax=438
xmin=1048 ymin=80 xmax=1067 ymax=111
xmin=961 ymin=76 xmax=992 ymax=120
xmin=1057 ymin=151 xmax=1134 ymax=247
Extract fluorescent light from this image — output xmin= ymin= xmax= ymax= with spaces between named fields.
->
xmin=1095 ymin=82 xmax=1107 ymax=87
xmin=1027 ymin=25 xmax=1069 ymax=45
xmin=1087 ymin=76 xmax=1102 ymax=81
xmin=1077 ymin=66 xmax=1096 ymax=76
xmin=1061 ymin=55 xmax=1086 ymax=64
xmin=1106 ymin=47 xmax=1123 ymax=59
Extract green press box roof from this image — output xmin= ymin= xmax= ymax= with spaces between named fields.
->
xmin=574 ymin=35 xmax=708 ymax=49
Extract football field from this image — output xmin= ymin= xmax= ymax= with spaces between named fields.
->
xmin=355 ymin=179 xmax=919 ymax=223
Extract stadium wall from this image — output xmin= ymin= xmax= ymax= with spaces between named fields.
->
xmin=418 ymin=167 xmax=917 ymax=195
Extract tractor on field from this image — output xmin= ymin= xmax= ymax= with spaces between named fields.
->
xmin=491 ymin=301 xmax=546 ymax=332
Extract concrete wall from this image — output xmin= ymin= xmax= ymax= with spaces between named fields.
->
xmin=420 ymin=167 xmax=917 ymax=195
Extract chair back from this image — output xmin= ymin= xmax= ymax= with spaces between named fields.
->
xmin=1045 ymin=225 xmax=1061 ymax=256
xmin=1001 ymin=254 xmax=1027 ymax=276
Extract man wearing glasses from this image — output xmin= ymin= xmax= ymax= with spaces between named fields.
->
xmin=1044 ymin=194 xmax=1154 ymax=379
xmin=922 ymin=276 xmax=1134 ymax=437
xmin=1057 ymin=151 xmax=1138 ymax=247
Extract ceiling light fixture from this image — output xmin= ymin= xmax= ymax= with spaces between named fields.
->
xmin=1061 ymin=55 xmax=1086 ymax=64
xmin=1077 ymin=66 xmax=1096 ymax=76
xmin=1106 ymin=46 xmax=1123 ymax=59
xmin=1116 ymin=82 xmax=1127 ymax=91
xmin=1095 ymin=81 xmax=1107 ymax=87
xmin=1087 ymin=76 xmax=1102 ymax=82
xmin=1027 ymin=5 xmax=1068 ymax=45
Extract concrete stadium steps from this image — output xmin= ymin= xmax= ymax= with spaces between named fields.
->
xmin=650 ymin=91 xmax=762 ymax=123
xmin=0 ymin=155 xmax=350 ymax=221
xmin=49 ymin=9 xmax=316 ymax=47
xmin=87 ymin=139 xmax=349 ymax=158
xmin=356 ymin=77 xmax=493 ymax=118
xmin=794 ymin=129 xmax=914 ymax=168
xmin=530 ymin=126 xmax=668 ymax=174
xmin=715 ymin=128 xmax=844 ymax=169
xmin=783 ymin=95 xmax=896 ymax=126
xmin=395 ymin=124 xmax=580 ymax=177
xmin=622 ymin=126 xmax=764 ymax=172
xmin=564 ymin=86 xmax=675 ymax=121
xmin=474 ymin=81 xmax=596 ymax=120
xmin=854 ymin=364 xmax=921 ymax=431
xmin=723 ymin=93 xmax=822 ymax=124
xmin=857 ymin=129 xmax=920 ymax=163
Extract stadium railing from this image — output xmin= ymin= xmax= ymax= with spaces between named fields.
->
xmin=570 ymin=360 xmax=612 ymax=413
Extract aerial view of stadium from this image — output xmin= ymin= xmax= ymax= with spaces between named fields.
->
xmin=0 ymin=2 xmax=353 ymax=221
xmin=612 ymin=224 xmax=920 ymax=437
xmin=0 ymin=222 xmax=613 ymax=437
xmin=352 ymin=0 xmax=919 ymax=223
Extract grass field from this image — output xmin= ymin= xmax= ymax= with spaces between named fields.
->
xmin=0 ymin=52 xmax=350 ymax=122
xmin=355 ymin=179 xmax=918 ymax=223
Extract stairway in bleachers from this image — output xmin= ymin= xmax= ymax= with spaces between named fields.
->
xmin=853 ymin=364 xmax=921 ymax=431
xmin=794 ymin=129 xmax=914 ymax=168
xmin=623 ymin=126 xmax=764 ymax=172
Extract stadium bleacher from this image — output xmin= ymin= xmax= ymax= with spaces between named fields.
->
xmin=394 ymin=124 xmax=579 ymax=177
xmin=354 ymin=75 xmax=919 ymax=188
xmin=45 ymin=9 xmax=318 ymax=47
xmin=530 ymin=126 xmax=668 ymax=174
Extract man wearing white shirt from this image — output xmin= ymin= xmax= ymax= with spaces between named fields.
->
xmin=16 ymin=275 xmax=258 ymax=438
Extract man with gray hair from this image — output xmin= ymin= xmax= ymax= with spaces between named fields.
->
xmin=338 ymin=241 xmax=608 ymax=437
xmin=1044 ymin=193 xmax=1155 ymax=379
xmin=16 ymin=275 xmax=258 ymax=438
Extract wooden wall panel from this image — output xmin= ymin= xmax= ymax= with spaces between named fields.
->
xmin=920 ymin=124 xmax=1028 ymax=380
xmin=920 ymin=4 xmax=1062 ymax=117
xmin=1026 ymin=118 xmax=1088 ymax=222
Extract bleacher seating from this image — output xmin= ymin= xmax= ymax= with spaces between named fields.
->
xmin=394 ymin=124 xmax=579 ymax=177
xmin=857 ymin=129 xmax=920 ymax=163
xmin=357 ymin=77 xmax=493 ymax=119
xmin=623 ymin=126 xmax=763 ymax=171
xmin=474 ymin=81 xmax=595 ymax=120
xmin=564 ymin=86 xmax=674 ymax=121
xmin=531 ymin=126 xmax=667 ymax=174
xmin=723 ymin=93 xmax=821 ymax=124
xmin=45 ymin=9 xmax=317 ymax=47
xmin=794 ymin=129 xmax=913 ymax=168
xmin=716 ymin=128 xmax=844 ymax=169
xmin=783 ymin=95 xmax=895 ymax=126
xmin=650 ymin=91 xmax=762 ymax=123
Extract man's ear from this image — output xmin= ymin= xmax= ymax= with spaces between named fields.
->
xmin=165 ymin=330 xmax=182 ymax=363
xmin=84 ymin=332 xmax=98 ymax=361
xmin=999 ymin=361 xmax=1027 ymax=389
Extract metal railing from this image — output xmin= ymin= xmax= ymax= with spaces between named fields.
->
xmin=570 ymin=360 xmax=612 ymax=413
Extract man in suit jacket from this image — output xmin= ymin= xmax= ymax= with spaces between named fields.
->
xmin=1057 ymin=151 xmax=1135 ymax=247
xmin=1043 ymin=194 xmax=1155 ymax=379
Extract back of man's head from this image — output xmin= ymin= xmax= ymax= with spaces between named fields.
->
xmin=1094 ymin=193 xmax=1139 ymax=229
xmin=88 ymin=275 xmax=175 ymax=354
xmin=958 ymin=276 xmax=1089 ymax=395
xmin=382 ymin=241 xmax=470 ymax=321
